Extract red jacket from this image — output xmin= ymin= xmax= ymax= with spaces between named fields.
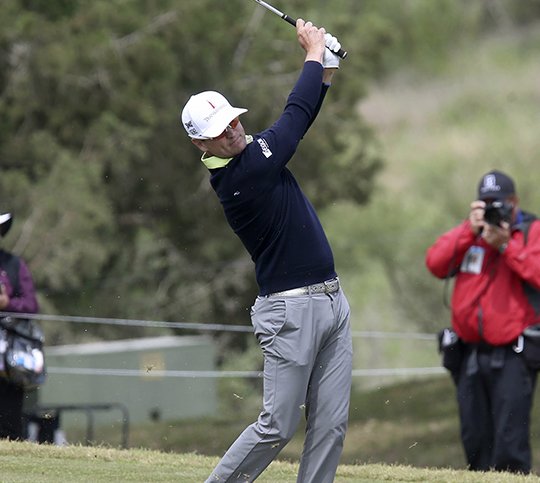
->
xmin=426 ymin=213 xmax=540 ymax=345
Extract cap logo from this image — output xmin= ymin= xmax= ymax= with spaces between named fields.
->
xmin=203 ymin=102 xmax=226 ymax=122
xmin=184 ymin=120 xmax=198 ymax=137
xmin=480 ymin=174 xmax=500 ymax=194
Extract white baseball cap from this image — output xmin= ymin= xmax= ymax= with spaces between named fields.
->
xmin=181 ymin=91 xmax=247 ymax=139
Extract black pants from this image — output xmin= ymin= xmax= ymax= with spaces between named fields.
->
xmin=0 ymin=379 xmax=24 ymax=440
xmin=456 ymin=345 xmax=536 ymax=474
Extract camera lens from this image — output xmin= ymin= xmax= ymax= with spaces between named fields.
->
xmin=484 ymin=201 xmax=512 ymax=227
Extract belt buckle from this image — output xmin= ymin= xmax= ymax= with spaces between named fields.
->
xmin=323 ymin=278 xmax=336 ymax=293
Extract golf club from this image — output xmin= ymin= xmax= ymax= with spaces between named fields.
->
xmin=251 ymin=0 xmax=348 ymax=59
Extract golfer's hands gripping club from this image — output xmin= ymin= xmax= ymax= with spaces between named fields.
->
xmin=322 ymin=33 xmax=341 ymax=69
xmin=296 ymin=19 xmax=326 ymax=64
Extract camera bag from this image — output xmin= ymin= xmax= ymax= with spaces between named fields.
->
xmin=521 ymin=324 xmax=540 ymax=370
xmin=438 ymin=327 xmax=464 ymax=374
xmin=0 ymin=316 xmax=46 ymax=389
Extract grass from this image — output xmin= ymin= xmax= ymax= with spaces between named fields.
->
xmin=60 ymin=376 xmax=540 ymax=477
xmin=2 ymin=439 xmax=540 ymax=483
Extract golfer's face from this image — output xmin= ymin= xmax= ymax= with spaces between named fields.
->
xmin=195 ymin=118 xmax=247 ymax=159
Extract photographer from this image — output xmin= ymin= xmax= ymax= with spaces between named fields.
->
xmin=426 ymin=170 xmax=540 ymax=474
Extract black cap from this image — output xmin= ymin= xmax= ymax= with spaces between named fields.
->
xmin=0 ymin=213 xmax=13 ymax=237
xmin=477 ymin=170 xmax=516 ymax=200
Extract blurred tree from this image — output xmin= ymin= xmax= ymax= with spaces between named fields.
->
xmin=2 ymin=0 xmax=538 ymax=352
xmin=0 ymin=0 xmax=384 ymax=349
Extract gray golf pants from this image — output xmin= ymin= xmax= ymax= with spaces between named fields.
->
xmin=206 ymin=289 xmax=353 ymax=483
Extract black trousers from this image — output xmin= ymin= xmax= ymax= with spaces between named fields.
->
xmin=456 ymin=345 xmax=536 ymax=474
xmin=0 ymin=379 xmax=24 ymax=440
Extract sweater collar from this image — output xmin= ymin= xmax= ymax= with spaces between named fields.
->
xmin=201 ymin=135 xmax=253 ymax=169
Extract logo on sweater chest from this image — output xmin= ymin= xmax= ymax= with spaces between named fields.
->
xmin=257 ymin=138 xmax=273 ymax=158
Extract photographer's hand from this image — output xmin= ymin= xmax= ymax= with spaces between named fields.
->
xmin=482 ymin=221 xmax=511 ymax=251
xmin=469 ymin=200 xmax=486 ymax=235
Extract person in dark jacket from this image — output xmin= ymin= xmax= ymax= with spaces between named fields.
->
xmin=181 ymin=20 xmax=352 ymax=483
xmin=0 ymin=212 xmax=39 ymax=440
xmin=426 ymin=170 xmax=540 ymax=473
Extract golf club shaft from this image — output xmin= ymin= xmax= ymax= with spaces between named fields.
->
xmin=252 ymin=0 xmax=348 ymax=59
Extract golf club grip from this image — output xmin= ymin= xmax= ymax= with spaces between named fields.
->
xmin=331 ymin=46 xmax=348 ymax=60
xmin=282 ymin=15 xmax=348 ymax=59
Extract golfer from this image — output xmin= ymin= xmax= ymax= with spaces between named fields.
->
xmin=181 ymin=20 xmax=352 ymax=483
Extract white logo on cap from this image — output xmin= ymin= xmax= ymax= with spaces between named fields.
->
xmin=481 ymin=174 xmax=500 ymax=193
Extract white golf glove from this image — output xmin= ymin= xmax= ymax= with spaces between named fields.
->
xmin=322 ymin=33 xmax=341 ymax=69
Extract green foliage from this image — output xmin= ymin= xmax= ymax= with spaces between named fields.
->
xmin=0 ymin=0 xmax=384 ymax=346
xmin=20 ymin=0 xmax=79 ymax=20
xmin=333 ymin=21 xmax=540 ymax=334
xmin=1 ymin=0 xmax=540 ymax=352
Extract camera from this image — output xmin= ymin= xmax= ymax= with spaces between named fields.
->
xmin=483 ymin=200 xmax=513 ymax=227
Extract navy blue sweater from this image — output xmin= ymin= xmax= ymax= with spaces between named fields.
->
xmin=209 ymin=61 xmax=336 ymax=295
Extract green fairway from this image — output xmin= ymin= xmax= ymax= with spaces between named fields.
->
xmin=1 ymin=440 xmax=539 ymax=483
xmin=58 ymin=376 xmax=540 ymax=477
